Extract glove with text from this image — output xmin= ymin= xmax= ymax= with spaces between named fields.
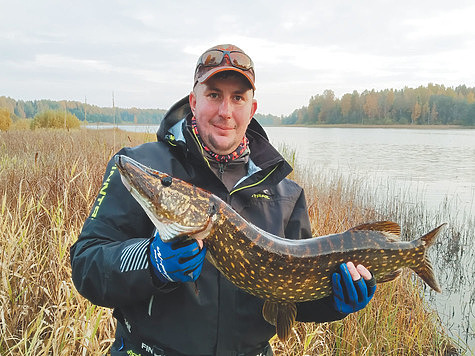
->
xmin=149 ymin=232 xmax=207 ymax=283
xmin=332 ymin=263 xmax=377 ymax=314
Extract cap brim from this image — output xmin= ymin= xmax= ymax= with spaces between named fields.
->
xmin=196 ymin=66 xmax=255 ymax=90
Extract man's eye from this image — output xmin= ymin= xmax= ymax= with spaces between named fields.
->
xmin=209 ymin=93 xmax=219 ymax=99
xmin=234 ymin=96 xmax=243 ymax=101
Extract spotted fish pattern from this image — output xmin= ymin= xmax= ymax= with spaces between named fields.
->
xmin=115 ymin=155 xmax=444 ymax=341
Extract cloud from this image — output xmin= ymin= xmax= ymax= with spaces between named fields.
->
xmin=1 ymin=0 xmax=474 ymax=115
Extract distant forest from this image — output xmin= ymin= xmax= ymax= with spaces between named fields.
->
xmin=0 ymin=96 xmax=167 ymax=125
xmin=276 ymin=84 xmax=475 ymax=126
xmin=2 ymin=83 xmax=474 ymax=126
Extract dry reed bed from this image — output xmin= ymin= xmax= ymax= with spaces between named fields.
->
xmin=0 ymin=129 xmax=456 ymax=355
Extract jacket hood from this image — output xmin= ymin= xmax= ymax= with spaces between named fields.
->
xmin=156 ymin=96 xmax=269 ymax=142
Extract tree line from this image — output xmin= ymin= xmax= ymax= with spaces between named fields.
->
xmin=1 ymin=83 xmax=474 ymax=128
xmin=0 ymin=96 xmax=167 ymax=125
xmin=280 ymin=84 xmax=475 ymax=126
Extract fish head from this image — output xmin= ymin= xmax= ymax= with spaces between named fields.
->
xmin=115 ymin=155 xmax=215 ymax=242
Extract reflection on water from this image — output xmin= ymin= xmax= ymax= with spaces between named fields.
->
xmin=86 ymin=123 xmax=159 ymax=134
xmin=265 ymin=127 xmax=475 ymax=353
xmin=265 ymin=127 xmax=474 ymax=216
xmin=428 ymin=219 xmax=474 ymax=353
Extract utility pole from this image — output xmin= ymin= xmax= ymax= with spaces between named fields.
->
xmin=112 ymin=91 xmax=116 ymax=152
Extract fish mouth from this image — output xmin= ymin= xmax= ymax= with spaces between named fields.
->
xmin=114 ymin=155 xmax=171 ymax=232
xmin=115 ymin=155 xmax=165 ymax=180
xmin=115 ymin=154 xmax=174 ymax=195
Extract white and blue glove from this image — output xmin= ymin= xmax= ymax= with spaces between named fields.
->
xmin=149 ymin=232 xmax=207 ymax=283
xmin=332 ymin=263 xmax=376 ymax=314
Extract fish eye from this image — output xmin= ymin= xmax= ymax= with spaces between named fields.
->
xmin=161 ymin=176 xmax=173 ymax=187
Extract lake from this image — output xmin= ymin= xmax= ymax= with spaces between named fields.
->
xmin=265 ymin=126 xmax=475 ymax=353
xmin=93 ymin=124 xmax=475 ymax=352
xmin=266 ymin=127 xmax=474 ymax=215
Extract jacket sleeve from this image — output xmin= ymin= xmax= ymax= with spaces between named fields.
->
xmin=70 ymin=149 xmax=168 ymax=308
xmin=285 ymin=187 xmax=348 ymax=323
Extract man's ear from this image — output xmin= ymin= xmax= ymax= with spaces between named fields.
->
xmin=189 ymin=91 xmax=196 ymax=115
xmin=249 ymin=98 xmax=258 ymax=122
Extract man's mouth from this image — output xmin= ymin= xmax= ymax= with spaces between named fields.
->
xmin=213 ymin=124 xmax=234 ymax=131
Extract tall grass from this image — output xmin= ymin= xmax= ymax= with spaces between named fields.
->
xmin=0 ymin=129 xmax=153 ymax=355
xmin=0 ymin=129 xmax=459 ymax=355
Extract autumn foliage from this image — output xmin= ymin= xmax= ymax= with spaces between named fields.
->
xmin=282 ymin=84 xmax=475 ymax=126
xmin=0 ymin=108 xmax=12 ymax=131
xmin=31 ymin=110 xmax=81 ymax=129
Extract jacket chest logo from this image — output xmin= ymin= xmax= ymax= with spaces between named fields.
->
xmin=251 ymin=189 xmax=272 ymax=200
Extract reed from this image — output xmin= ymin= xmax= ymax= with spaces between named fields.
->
xmin=0 ymin=129 xmax=153 ymax=355
xmin=0 ymin=129 xmax=459 ymax=355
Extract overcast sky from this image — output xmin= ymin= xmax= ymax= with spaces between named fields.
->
xmin=1 ymin=1 xmax=475 ymax=116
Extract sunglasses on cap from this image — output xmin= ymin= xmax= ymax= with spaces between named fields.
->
xmin=197 ymin=49 xmax=254 ymax=71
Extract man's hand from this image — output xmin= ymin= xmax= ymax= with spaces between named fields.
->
xmin=332 ymin=261 xmax=376 ymax=314
xmin=149 ymin=232 xmax=207 ymax=283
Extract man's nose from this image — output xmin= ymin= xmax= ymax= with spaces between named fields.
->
xmin=219 ymin=97 xmax=232 ymax=119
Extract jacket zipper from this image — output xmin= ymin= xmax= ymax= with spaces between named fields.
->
xmin=218 ymin=163 xmax=225 ymax=181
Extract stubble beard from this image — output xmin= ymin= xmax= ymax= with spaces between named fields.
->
xmin=204 ymin=133 xmax=238 ymax=155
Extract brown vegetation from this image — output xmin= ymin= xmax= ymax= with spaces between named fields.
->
xmin=0 ymin=129 xmax=458 ymax=355
xmin=0 ymin=108 xmax=12 ymax=131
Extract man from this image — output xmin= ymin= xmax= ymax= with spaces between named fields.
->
xmin=71 ymin=44 xmax=376 ymax=356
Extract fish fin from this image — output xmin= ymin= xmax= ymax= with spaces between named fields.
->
xmin=154 ymin=220 xmax=203 ymax=242
xmin=377 ymin=268 xmax=403 ymax=283
xmin=276 ymin=302 xmax=297 ymax=341
xmin=262 ymin=301 xmax=297 ymax=341
xmin=421 ymin=223 xmax=446 ymax=247
xmin=262 ymin=300 xmax=278 ymax=326
xmin=350 ymin=221 xmax=401 ymax=235
xmin=349 ymin=221 xmax=401 ymax=241
xmin=412 ymin=224 xmax=446 ymax=293
xmin=189 ymin=216 xmax=213 ymax=241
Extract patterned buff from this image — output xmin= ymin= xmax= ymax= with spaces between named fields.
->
xmin=191 ymin=116 xmax=249 ymax=163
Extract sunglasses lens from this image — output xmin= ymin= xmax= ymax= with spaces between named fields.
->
xmin=200 ymin=50 xmax=253 ymax=70
xmin=229 ymin=52 xmax=253 ymax=70
xmin=201 ymin=50 xmax=225 ymax=66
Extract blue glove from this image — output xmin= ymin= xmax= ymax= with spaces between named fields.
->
xmin=332 ymin=263 xmax=376 ymax=314
xmin=149 ymin=232 xmax=207 ymax=283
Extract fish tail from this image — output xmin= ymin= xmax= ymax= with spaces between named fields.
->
xmin=412 ymin=224 xmax=446 ymax=293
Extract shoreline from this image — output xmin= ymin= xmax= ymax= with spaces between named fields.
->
xmin=84 ymin=123 xmax=474 ymax=130
xmin=263 ymin=123 xmax=474 ymax=129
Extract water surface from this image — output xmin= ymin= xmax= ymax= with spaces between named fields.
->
xmin=265 ymin=127 xmax=474 ymax=216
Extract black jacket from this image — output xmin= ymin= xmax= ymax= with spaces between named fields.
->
xmin=70 ymin=97 xmax=345 ymax=355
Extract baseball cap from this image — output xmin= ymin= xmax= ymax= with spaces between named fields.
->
xmin=194 ymin=44 xmax=255 ymax=90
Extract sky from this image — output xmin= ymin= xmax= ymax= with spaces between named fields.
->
xmin=1 ymin=0 xmax=475 ymax=116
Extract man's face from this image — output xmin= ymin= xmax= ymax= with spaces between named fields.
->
xmin=189 ymin=74 xmax=257 ymax=155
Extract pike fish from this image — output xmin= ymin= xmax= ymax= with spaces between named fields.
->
xmin=115 ymin=155 xmax=444 ymax=341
